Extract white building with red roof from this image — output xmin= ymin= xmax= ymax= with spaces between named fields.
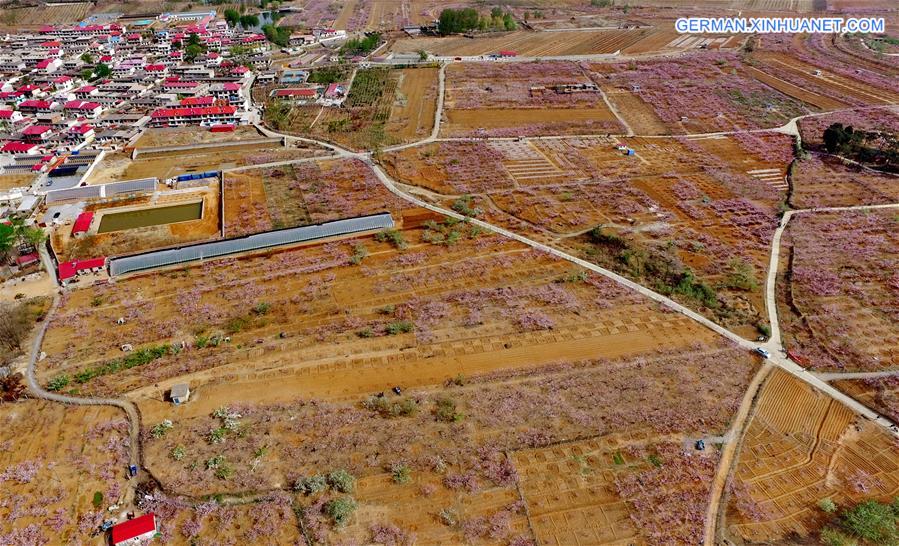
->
xmin=148 ymin=105 xmax=237 ymax=127
xmin=22 ymin=125 xmax=53 ymax=141
xmin=73 ymin=85 xmax=99 ymax=99
xmin=0 ymin=110 xmax=23 ymax=123
xmin=1 ymin=141 xmax=39 ymax=154
xmin=64 ymin=100 xmax=103 ymax=118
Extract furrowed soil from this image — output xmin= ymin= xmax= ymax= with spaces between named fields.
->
xmin=724 ymin=369 xmax=899 ymax=543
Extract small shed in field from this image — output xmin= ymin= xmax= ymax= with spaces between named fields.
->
xmin=170 ymin=383 xmax=190 ymax=404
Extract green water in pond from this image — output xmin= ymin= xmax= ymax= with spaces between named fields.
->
xmin=97 ymin=202 xmax=203 ymax=233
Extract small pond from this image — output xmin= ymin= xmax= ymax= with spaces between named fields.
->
xmin=97 ymin=202 xmax=203 ymax=233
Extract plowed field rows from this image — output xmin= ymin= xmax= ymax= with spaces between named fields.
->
xmin=725 ymin=370 xmax=899 ymax=543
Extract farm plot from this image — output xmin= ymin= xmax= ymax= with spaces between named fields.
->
xmin=441 ymin=61 xmax=624 ymax=137
xmin=0 ymin=2 xmax=90 ymax=28
xmin=790 ymin=154 xmax=899 ymax=208
xmin=750 ymin=35 xmax=899 ymax=107
xmin=37 ymin=210 xmax=719 ymax=399
xmin=223 ymin=158 xmax=407 ymax=237
xmin=385 ymin=67 xmax=439 ymax=142
xmin=0 ymin=401 xmax=130 ymax=545
xmin=265 ymin=67 xmax=438 ymax=150
xmin=798 ymin=107 xmax=899 ymax=149
xmin=588 ymin=53 xmax=813 ymax=134
xmin=134 ymin=126 xmax=266 ymax=148
xmin=53 ymin=181 xmax=220 ymax=262
xmin=136 ymin=341 xmax=755 ymax=543
xmin=86 ymin=142 xmax=320 ymax=184
xmin=724 ymin=369 xmax=899 ymax=543
xmin=391 ymin=29 xmax=654 ymax=57
xmin=384 ymin=132 xmax=793 ymax=333
xmin=514 ymin=434 xmax=720 ymax=546
xmin=778 ymin=210 xmax=899 ymax=372
xmin=834 ymin=376 xmax=899 ymax=424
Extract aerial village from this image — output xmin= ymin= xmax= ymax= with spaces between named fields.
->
xmin=0 ymin=0 xmax=898 ymax=544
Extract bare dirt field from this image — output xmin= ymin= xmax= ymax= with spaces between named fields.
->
xmin=834 ymin=376 xmax=899 ymax=424
xmin=441 ymin=61 xmax=623 ymax=137
xmin=443 ymin=107 xmax=622 ymax=137
xmin=724 ymin=369 xmax=899 ymax=543
xmin=0 ymin=173 xmax=34 ymax=191
xmin=777 ymin=210 xmax=899 ymax=372
xmin=392 ymin=29 xmax=657 ymax=57
xmin=86 ymin=143 xmax=321 ymax=184
xmin=386 ymin=67 xmax=439 ymax=142
xmin=383 ymin=131 xmax=794 ymax=334
xmin=134 ymin=126 xmax=265 ymax=149
xmin=0 ymin=400 xmax=130 ymax=544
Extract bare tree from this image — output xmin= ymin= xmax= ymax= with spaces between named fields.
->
xmin=0 ymin=373 xmax=26 ymax=402
xmin=0 ymin=303 xmax=30 ymax=354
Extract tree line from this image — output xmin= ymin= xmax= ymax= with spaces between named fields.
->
xmin=438 ymin=7 xmax=517 ymax=35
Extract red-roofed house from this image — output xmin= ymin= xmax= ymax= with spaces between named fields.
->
xmin=148 ymin=105 xmax=237 ymax=127
xmin=64 ymin=100 xmax=103 ymax=118
xmin=73 ymin=85 xmax=98 ymax=98
xmin=1 ymin=141 xmax=39 ymax=154
xmin=68 ymin=124 xmax=95 ymax=141
xmin=35 ymin=58 xmax=62 ymax=73
xmin=22 ymin=125 xmax=53 ymax=141
xmin=180 ymin=96 xmax=216 ymax=106
xmin=71 ymin=211 xmax=94 ymax=236
xmin=273 ymin=87 xmax=320 ymax=103
xmin=145 ymin=64 xmax=168 ymax=76
xmin=18 ymin=99 xmax=56 ymax=114
xmin=110 ymin=514 xmax=157 ymax=546
xmin=0 ymin=110 xmax=23 ymax=123
xmin=16 ymin=252 xmax=39 ymax=267
xmin=57 ymin=256 xmax=106 ymax=283
xmin=52 ymin=75 xmax=73 ymax=91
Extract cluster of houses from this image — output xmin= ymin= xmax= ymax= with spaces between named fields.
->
xmin=0 ymin=12 xmax=265 ymax=166
xmin=270 ymin=70 xmax=349 ymax=106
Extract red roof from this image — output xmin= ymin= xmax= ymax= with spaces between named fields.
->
xmin=1 ymin=141 xmax=37 ymax=153
xmin=275 ymin=88 xmax=317 ymax=97
xmin=19 ymin=99 xmax=51 ymax=109
xmin=222 ymin=82 xmax=241 ymax=91
xmin=110 ymin=514 xmax=156 ymax=544
xmin=150 ymin=106 xmax=236 ymax=119
xmin=0 ymin=110 xmax=16 ymax=119
xmin=53 ymin=76 xmax=71 ymax=84
xmin=64 ymin=100 xmax=101 ymax=111
xmin=23 ymin=125 xmax=52 ymax=135
xmin=40 ymin=41 xmax=61 ymax=47
xmin=70 ymin=124 xmax=94 ymax=135
xmin=75 ymin=85 xmax=97 ymax=94
xmin=16 ymin=252 xmax=39 ymax=266
xmin=180 ymin=96 xmax=215 ymax=106
xmin=72 ymin=211 xmax=94 ymax=234
xmin=58 ymin=256 xmax=106 ymax=281
xmin=145 ymin=64 xmax=166 ymax=72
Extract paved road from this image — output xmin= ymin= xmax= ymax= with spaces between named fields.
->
xmin=816 ymin=370 xmax=899 ymax=381
xmin=24 ymin=297 xmax=143 ymax=509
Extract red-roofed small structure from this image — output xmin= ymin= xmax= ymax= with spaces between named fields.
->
xmin=110 ymin=514 xmax=157 ymax=545
xmin=71 ymin=211 xmax=94 ymax=235
xmin=16 ymin=252 xmax=39 ymax=267
xmin=1 ymin=141 xmax=38 ymax=154
xmin=180 ymin=96 xmax=215 ymax=106
xmin=57 ymin=256 xmax=106 ymax=282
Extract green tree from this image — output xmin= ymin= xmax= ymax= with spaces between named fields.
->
xmin=0 ymin=223 xmax=15 ymax=260
xmin=239 ymin=14 xmax=260 ymax=28
xmin=93 ymin=63 xmax=111 ymax=79
xmin=80 ymin=52 xmax=94 ymax=64
xmin=224 ymin=8 xmax=240 ymax=26
xmin=841 ymin=500 xmax=897 ymax=544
